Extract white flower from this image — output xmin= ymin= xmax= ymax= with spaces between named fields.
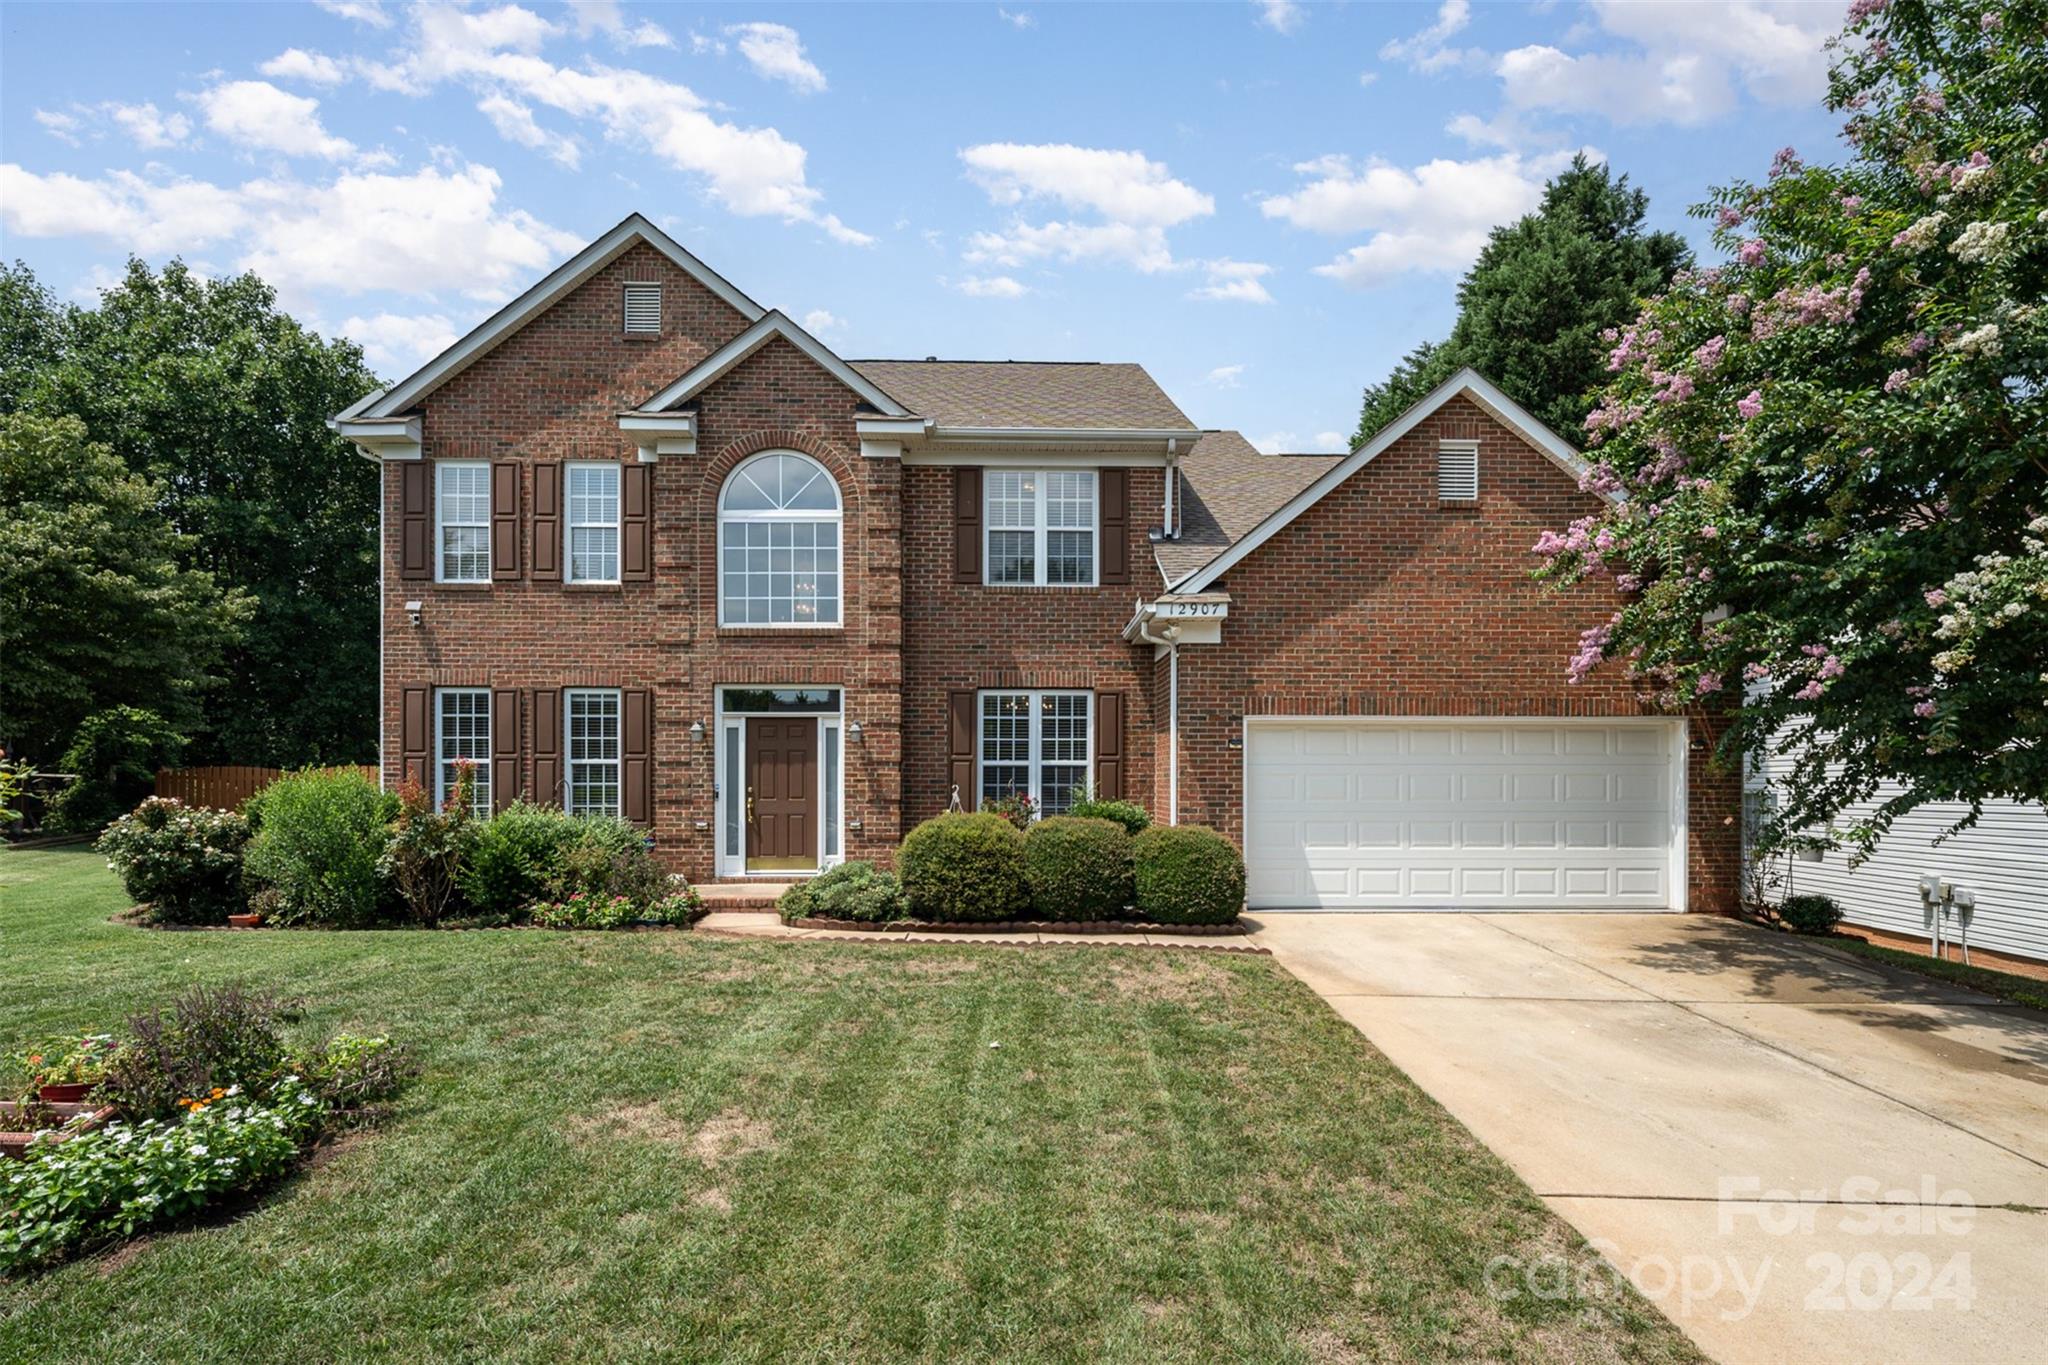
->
xmin=1950 ymin=220 xmax=2012 ymax=263
xmin=1952 ymin=323 xmax=2002 ymax=357
xmin=1893 ymin=212 xmax=1947 ymax=252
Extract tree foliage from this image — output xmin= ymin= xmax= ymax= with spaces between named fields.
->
xmin=1356 ymin=156 xmax=1691 ymax=443
xmin=1536 ymin=0 xmax=2048 ymax=853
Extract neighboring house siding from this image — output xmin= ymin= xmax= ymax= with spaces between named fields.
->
xmin=1167 ymin=393 xmax=1743 ymax=912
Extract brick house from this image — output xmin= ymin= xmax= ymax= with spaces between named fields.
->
xmin=335 ymin=214 xmax=1739 ymax=912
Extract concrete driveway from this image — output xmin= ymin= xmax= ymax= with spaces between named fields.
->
xmin=1246 ymin=912 xmax=2048 ymax=1365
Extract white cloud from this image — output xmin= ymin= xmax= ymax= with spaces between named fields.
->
xmin=1314 ymin=431 xmax=1346 ymax=451
xmin=198 ymin=80 xmax=357 ymax=160
xmin=966 ymin=220 xmax=1177 ymax=274
xmin=0 ymin=164 xmax=251 ymax=253
xmin=998 ymin=8 xmax=1035 ymax=29
xmin=962 ymin=143 xmax=1212 ymax=228
xmin=340 ymin=310 xmax=459 ymax=374
xmin=1252 ymin=430 xmax=1347 ymax=454
xmin=1189 ymin=258 xmax=1275 ymax=304
xmin=800 ymin=308 xmax=844 ymax=336
xmin=33 ymin=110 xmax=82 ymax=146
xmin=477 ymin=94 xmax=580 ymax=167
xmin=726 ymin=22 xmax=826 ymax=94
xmin=569 ymin=0 xmax=672 ymax=49
xmin=314 ymin=0 xmax=391 ymax=28
xmin=260 ymin=48 xmax=348 ymax=84
xmin=1380 ymin=0 xmax=1487 ymax=74
xmin=1255 ymin=0 xmax=1304 ymax=35
xmin=1358 ymin=70 xmax=1380 ymax=87
xmin=953 ymin=275 xmax=1028 ymax=299
xmin=107 ymin=102 xmax=191 ymax=149
xmin=689 ymin=31 xmax=726 ymax=56
xmin=1205 ymin=364 xmax=1244 ymax=388
xmin=1262 ymin=150 xmax=1579 ymax=287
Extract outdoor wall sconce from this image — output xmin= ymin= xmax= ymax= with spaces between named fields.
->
xmin=404 ymin=600 xmax=423 ymax=628
xmin=688 ymin=720 xmax=705 ymax=740
xmin=848 ymin=721 xmax=864 ymax=742
xmin=1225 ymin=736 xmax=1244 ymax=750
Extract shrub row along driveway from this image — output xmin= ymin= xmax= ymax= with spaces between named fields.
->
xmin=0 ymin=848 xmax=1693 ymax=1363
xmin=1246 ymin=911 xmax=2048 ymax=1365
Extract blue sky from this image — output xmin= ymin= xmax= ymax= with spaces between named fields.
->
xmin=1 ymin=0 xmax=1850 ymax=450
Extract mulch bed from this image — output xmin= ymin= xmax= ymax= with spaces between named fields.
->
xmin=788 ymin=916 xmax=1248 ymax=936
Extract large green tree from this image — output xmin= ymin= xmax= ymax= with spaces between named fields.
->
xmin=0 ymin=412 xmax=251 ymax=763
xmin=1536 ymin=0 xmax=2047 ymax=853
xmin=13 ymin=259 xmax=382 ymax=765
xmin=1356 ymin=157 xmax=1691 ymax=442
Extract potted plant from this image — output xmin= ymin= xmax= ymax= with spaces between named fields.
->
xmin=21 ymin=1033 xmax=116 ymax=1104
xmin=228 ymin=911 xmax=263 ymax=929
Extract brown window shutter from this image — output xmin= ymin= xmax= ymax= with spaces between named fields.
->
xmin=621 ymin=463 xmax=653 ymax=582
xmin=399 ymin=462 xmax=431 ymax=580
xmin=531 ymin=688 xmax=562 ymax=806
xmin=1094 ymin=691 xmax=1125 ymax=800
xmin=623 ymin=687 xmax=653 ymax=824
xmin=491 ymin=688 xmax=520 ymax=811
xmin=947 ymin=690 xmax=978 ymax=810
xmin=531 ymin=462 xmax=562 ymax=581
xmin=1099 ymin=468 xmax=1130 ymax=585
xmin=400 ymin=685 xmax=430 ymax=790
xmin=491 ymin=461 xmax=521 ymax=581
xmin=953 ymin=467 xmax=982 ymax=584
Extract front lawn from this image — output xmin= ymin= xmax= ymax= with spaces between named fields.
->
xmin=0 ymin=846 xmax=1694 ymax=1362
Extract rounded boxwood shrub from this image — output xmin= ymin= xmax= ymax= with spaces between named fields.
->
xmin=95 ymin=797 xmax=250 ymax=925
xmin=1065 ymin=796 xmax=1151 ymax=835
xmin=778 ymin=861 xmax=908 ymax=924
xmin=1133 ymin=825 xmax=1245 ymax=926
xmin=899 ymin=812 xmax=1029 ymax=923
xmin=459 ymin=801 xmax=582 ymax=918
xmin=1022 ymin=816 xmax=1134 ymax=921
xmin=1776 ymin=893 xmax=1844 ymax=935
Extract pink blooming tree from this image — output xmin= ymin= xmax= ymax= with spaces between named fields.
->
xmin=1535 ymin=0 xmax=2047 ymax=858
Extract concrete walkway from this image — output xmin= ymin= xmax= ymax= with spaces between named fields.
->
xmin=1245 ymin=911 xmax=2048 ymax=1365
xmin=696 ymin=910 xmax=1265 ymax=951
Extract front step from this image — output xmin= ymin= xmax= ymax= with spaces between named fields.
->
xmin=695 ymin=882 xmax=796 ymax=912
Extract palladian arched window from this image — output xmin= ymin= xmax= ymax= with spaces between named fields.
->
xmin=718 ymin=451 xmax=843 ymax=626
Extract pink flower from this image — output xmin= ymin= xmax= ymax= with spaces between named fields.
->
xmin=1769 ymin=147 xmax=1802 ymax=179
xmin=1738 ymin=238 xmax=1767 ymax=266
xmin=1737 ymin=390 xmax=1764 ymax=420
xmin=1840 ymin=194 xmax=1864 ymax=214
xmin=1924 ymin=588 xmax=1948 ymax=607
xmin=1983 ymin=10 xmax=2004 ymax=30
xmin=1699 ymin=524 xmax=1720 ymax=538
xmin=1743 ymin=662 xmax=1772 ymax=682
xmin=1847 ymin=0 xmax=1888 ymax=19
xmin=1567 ymin=622 xmax=1613 ymax=686
xmin=1717 ymin=205 xmax=1744 ymax=229
xmin=1695 ymin=671 xmax=1724 ymax=696
xmin=1913 ymin=699 xmax=1937 ymax=718
xmin=1884 ymin=368 xmax=1913 ymax=393
xmin=1693 ymin=335 xmax=1726 ymax=371
xmin=1906 ymin=331 xmax=1933 ymax=355
xmin=1795 ymin=680 xmax=1826 ymax=701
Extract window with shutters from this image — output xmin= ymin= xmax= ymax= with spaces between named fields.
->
xmin=436 ymin=461 xmax=490 ymax=582
xmin=436 ymin=688 xmax=491 ymax=814
xmin=717 ymin=451 xmax=842 ymax=626
xmin=566 ymin=689 xmax=621 ymax=817
xmin=984 ymin=470 xmax=1096 ymax=586
xmin=566 ymin=462 xmax=621 ymax=583
xmin=979 ymin=690 xmax=1090 ymax=815
xmin=622 ymin=282 xmax=661 ymax=335
xmin=1437 ymin=440 xmax=1480 ymax=502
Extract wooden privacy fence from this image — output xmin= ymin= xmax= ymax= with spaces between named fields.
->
xmin=153 ymin=765 xmax=377 ymax=810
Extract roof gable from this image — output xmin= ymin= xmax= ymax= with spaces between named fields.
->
xmin=1167 ymin=368 xmax=1592 ymax=592
xmin=1155 ymin=431 xmax=1338 ymax=584
xmin=635 ymin=311 xmax=911 ymax=417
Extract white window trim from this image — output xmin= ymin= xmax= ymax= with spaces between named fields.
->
xmin=564 ymin=461 xmax=622 ymax=585
xmin=713 ymin=687 xmax=846 ymax=877
xmin=983 ymin=468 xmax=1099 ymax=588
xmin=977 ymin=689 xmax=1093 ymax=816
xmin=1438 ymin=439 xmax=1480 ymax=501
xmin=435 ymin=460 xmax=491 ymax=583
xmin=565 ymin=687 xmax=623 ymax=818
xmin=715 ymin=451 xmax=845 ymax=629
xmin=434 ymin=687 xmax=491 ymax=814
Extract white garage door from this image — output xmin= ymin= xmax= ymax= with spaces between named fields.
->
xmin=1244 ymin=720 xmax=1682 ymax=911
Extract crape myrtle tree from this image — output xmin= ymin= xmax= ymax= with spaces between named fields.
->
xmin=1535 ymin=0 xmax=2048 ymax=856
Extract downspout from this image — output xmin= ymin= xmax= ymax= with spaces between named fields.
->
xmin=376 ymin=460 xmax=386 ymax=790
xmin=1131 ymin=609 xmax=1182 ymax=826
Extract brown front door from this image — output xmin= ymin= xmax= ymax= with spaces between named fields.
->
xmin=745 ymin=719 xmax=817 ymax=871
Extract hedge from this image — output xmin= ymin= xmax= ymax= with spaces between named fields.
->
xmin=1133 ymin=825 xmax=1245 ymax=926
xmin=899 ymin=813 xmax=1029 ymax=922
xmin=1022 ymin=816 xmax=1134 ymax=921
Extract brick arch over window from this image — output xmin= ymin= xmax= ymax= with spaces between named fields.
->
xmin=693 ymin=428 xmax=864 ymax=630
xmin=715 ymin=449 xmax=844 ymax=627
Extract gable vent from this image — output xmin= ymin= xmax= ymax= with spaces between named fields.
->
xmin=623 ymin=283 xmax=662 ymax=335
xmin=1437 ymin=440 xmax=1479 ymax=501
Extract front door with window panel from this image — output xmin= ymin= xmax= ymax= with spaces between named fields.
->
xmin=745 ymin=719 xmax=817 ymax=871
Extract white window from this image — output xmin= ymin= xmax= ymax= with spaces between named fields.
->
xmin=566 ymin=689 xmax=621 ymax=817
xmin=1438 ymin=440 xmax=1479 ymax=501
xmin=436 ymin=461 xmax=490 ymax=582
xmin=436 ymin=688 xmax=491 ymax=815
xmin=985 ymin=470 xmax=1096 ymax=586
xmin=718 ymin=451 xmax=842 ymax=626
xmin=979 ymin=690 xmax=1091 ymax=816
xmin=566 ymin=462 xmax=620 ymax=583
xmin=623 ymin=282 xmax=661 ymax=335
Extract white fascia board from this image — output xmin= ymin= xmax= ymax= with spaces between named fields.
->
xmin=347 ymin=214 xmax=766 ymax=422
xmin=901 ymin=447 xmax=1177 ymax=468
xmin=617 ymin=410 xmax=697 ymax=459
xmin=1170 ymin=367 xmax=1590 ymax=593
xmin=639 ymin=311 xmax=912 ymax=416
xmin=335 ymin=415 xmax=422 ymax=461
xmin=855 ymin=416 xmax=931 ymax=438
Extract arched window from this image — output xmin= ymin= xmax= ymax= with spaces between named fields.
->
xmin=718 ymin=451 xmax=843 ymax=626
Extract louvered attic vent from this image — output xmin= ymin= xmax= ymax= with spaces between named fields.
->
xmin=1437 ymin=440 xmax=1479 ymax=501
xmin=623 ymin=283 xmax=662 ymax=335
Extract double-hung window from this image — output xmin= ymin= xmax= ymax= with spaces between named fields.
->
xmin=566 ymin=689 xmax=622 ymax=817
xmin=978 ymin=690 xmax=1091 ymax=815
xmin=436 ymin=688 xmax=491 ymax=814
xmin=436 ymin=461 xmax=490 ymax=582
xmin=985 ymin=469 xmax=1096 ymax=586
xmin=566 ymin=462 xmax=621 ymax=583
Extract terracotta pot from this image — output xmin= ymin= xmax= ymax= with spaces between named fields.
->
xmin=227 ymin=913 xmax=262 ymax=929
xmin=38 ymin=1082 xmax=92 ymax=1104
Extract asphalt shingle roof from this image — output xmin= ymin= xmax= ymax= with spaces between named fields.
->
xmin=1155 ymin=431 xmax=1342 ymax=585
xmin=846 ymin=360 xmax=1195 ymax=431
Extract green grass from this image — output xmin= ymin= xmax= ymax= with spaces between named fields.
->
xmin=1822 ymin=933 xmax=2048 ymax=1011
xmin=0 ymin=846 xmax=1695 ymax=1363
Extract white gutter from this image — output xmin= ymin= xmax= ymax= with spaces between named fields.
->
xmin=1126 ymin=608 xmax=1183 ymax=826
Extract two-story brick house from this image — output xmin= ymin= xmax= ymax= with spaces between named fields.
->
xmin=335 ymin=214 xmax=1739 ymax=912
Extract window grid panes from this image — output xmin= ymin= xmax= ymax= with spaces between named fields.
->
xmin=436 ymin=689 xmax=490 ymax=815
xmin=722 ymin=724 xmax=741 ymax=858
xmin=567 ymin=689 xmax=621 ymax=817
xmin=437 ymin=462 xmax=490 ymax=582
xmin=567 ymin=463 xmax=620 ymax=583
xmin=984 ymin=469 xmax=1095 ymax=586
xmin=719 ymin=453 xmax=843 ymax=626
xmin=978 ymin=690 xmax=1090 ymax=815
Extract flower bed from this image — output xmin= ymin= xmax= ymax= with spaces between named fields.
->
xmin=786 ymin=917 xmax=1248 ymax=937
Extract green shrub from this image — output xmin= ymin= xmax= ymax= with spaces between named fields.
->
xmin=381 ymin=769 xmax=478 ymax=926
xmin=243 ymin=768 xmax=394 ymax=927
xmin=530 ymin=891 xmax=639 ymax=929
xmin=1022 ymin=817 xmax=1134 ymax=921
xmin=46 ymin=707 xmax=185 ymax=834
xmin=296 ymin=1033 xmax=418 ymax=1120
xmin=778 ymin=861 xmax=908 ymax=923
xmin=459 ymin=801 xmax=582 ymax=917
xmin=1066 ymin=796 xmax=1151 ymax=835
xmin=546 ymin=817 xmax=665 ymax=911
xmin=1776 ymin=893 xmax=1844 ymax=935
xmin=98 ymin=984 xmax=293 ymax=1123
xmin=94 ymin=797 xmax=250 ymax=924
xmin=899 ymin=813 xmax=1029 ymax=922
xmin=979 ymin=792 xmax=1036 ymax=830
xmin=1133 ymin=825 xmax=1245 ymax=926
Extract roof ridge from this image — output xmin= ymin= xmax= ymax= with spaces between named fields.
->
xmin=847 ymin=358 xmax=1111 ymax=366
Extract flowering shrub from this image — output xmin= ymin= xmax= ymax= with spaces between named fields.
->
xmin=98 ymin=984 xmax=291 ymax=1123
xmin=979 ymin=791 xmax=1037 ymax=830
xmin=15 ymin=1033 xmax=116 ymax=1092
xmin=95 ymin=798 xmax=250 ymax=925
xmin=530 ymin=891 xmax=640 ymax=929
xmin=1533 ymin=0 xmax=2048 ymax=857
xmin=380 ymin=766 xmax=476 ymax=926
